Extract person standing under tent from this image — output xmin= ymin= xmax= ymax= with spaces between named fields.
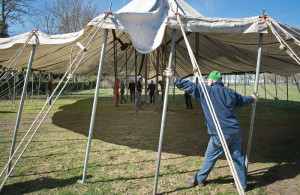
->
xmin=46 ymin=77 xmax=53 ymax=105
xmin=120 ymin=80 xmax=127 ymax=104
xmin=164 ymin=69 xmax=259 ymax=192
xmin=136 ymin=77 xmax=143 ymax=110
xmin=128 ymin=80 xmax=135 ymax=103
xmin=147 ymin=80 xmax=156 ymax=104
xmin=158 ymin=80 xmax=165 ymax=102
xmin=184 ymin=91 xmax=193 ymax=109
xmin=113 ymin=78 xmax=120 ymax=107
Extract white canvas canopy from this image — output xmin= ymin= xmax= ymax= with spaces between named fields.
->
xmin=0 ymin=0 xmax=300 ymax=77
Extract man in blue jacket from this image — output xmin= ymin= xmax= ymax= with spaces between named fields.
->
xmin=164 ymin=69 xmax=259 ymax=191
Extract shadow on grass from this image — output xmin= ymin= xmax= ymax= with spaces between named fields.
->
xmin=52 ymin=96 xmax=300 ymax=191
xmin=52 ymin=96 xmax=209 ymax=157
xmin=0 ymin=111 xmax=16 ymax=113
xmin=1 ymin=175 xmax=92 ymax=194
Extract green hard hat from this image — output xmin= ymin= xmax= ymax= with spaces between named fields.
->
xmin=205 ymin=71 xmax=222 ymax=81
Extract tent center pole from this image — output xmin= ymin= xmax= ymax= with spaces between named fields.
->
xmin=78 ymin=29 xmax=108 ymax=184
xmin=245 ymin=33 xmax=264 ymax=169
xmin=153 ymin=29 xmax=176 ymax=195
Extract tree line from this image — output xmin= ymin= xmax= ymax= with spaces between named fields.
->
xmin=0 ymin=0 xmax=100 ymax=37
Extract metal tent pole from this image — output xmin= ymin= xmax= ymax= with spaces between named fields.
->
xmin=173 ymin=43 xmax=177 ymax=101
xmin=13 ymin=72 xmax=16 ymax=104
xmin=7 ymin=78 xmax=12 ymax=102
xmin=195 ymin=32 xmax=199 ymax=114
xmin=78 ymin=29 xmax=108 ymax=184
xmin=195 ymin=77 xmax=198 ymax=115
xmin=286 ymin=76 xmax=289 ymax=105
xmin=275 ymin=74 xmax=278 ymax=100
xmin=31 ymin=73 xmax=34 ymax=103
xmin=153 ymin=29 xmax=176 ymax=195
xmin=264 ymin=73 xmax=266 ymax=99
xmin=155 ymin=50 xmax=159 ymax=111
xmin=38 ymin=72 xmax=41 ymax=101
xmin=135 ymin=50 xmax=137 ymax=113
xmin=126 ymin=49 xmax=128 ymax=101
xmin=234 ymin=74 xmax=237 ymax=92
xmin=293 ymin=75 xmax=300 ymax=93
xmin=244 ymin=73 xmax=246 ymax=95
xmin=145 ymin=55 xmax=148 ymax=102
xmin=245 ymin=33 xmax=263 ymax=169
xmin=7 ymin=43 xmax=37 ymax=174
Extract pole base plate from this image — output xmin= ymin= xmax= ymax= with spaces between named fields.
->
xmin=77 ymin=179 xmax=88 ymax=185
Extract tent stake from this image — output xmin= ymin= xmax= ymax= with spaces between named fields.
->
xmin=78 ymin=29 xmax=108 ymax=184
xmin=245 ymin=33 xmax=263 ymax=169
xmin=153 ymin=29 xmax=176 ymax=195
xmin=7 ymin=43 xmax=36 ymax=174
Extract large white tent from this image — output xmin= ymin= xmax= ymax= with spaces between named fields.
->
xmin=0 ymin=0 xmax=300 ymax=77
xmin=1 ymin=0 xmax=300 ymax=194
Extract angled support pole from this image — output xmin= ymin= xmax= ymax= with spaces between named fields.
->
xmin=78 ymin=29 xmax=108 ymax=184
xmin=245 ymin=33 xmax=264 ymax=169
xmin=38 ymin=72 xmax=41 ymax=101
xmin=31 ymin=73 xmax=34 ymax=103
xmin=153 ymin=29 xmax=176 ymax=195
xmin=13 ymin=72 xmax=16 ymax=104
xmin=7 ymin=34 xmax=37 ymax=174
xmin=293 ymin=75 xmax=300 ymax=93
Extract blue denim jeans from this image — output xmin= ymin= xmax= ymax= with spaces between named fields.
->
xmin=136 ymin=92 xmax=141 ymax=110
xmin=196 ymin=133 xmax=247 ymax=189
xmin=120 ymin=93 xmax=126 ymax=104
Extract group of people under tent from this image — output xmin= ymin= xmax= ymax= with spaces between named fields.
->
xmin=113 ymin=77 xmax=165 ymax=109
xmin=46 ymin=68 xmax=258 ymax=192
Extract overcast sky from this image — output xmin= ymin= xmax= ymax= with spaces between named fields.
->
xmin=8 ymin=0 xmax=300 ymax=36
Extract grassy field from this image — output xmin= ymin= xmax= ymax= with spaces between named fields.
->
xmin=0 ymin=86 xmax=299 ymax=194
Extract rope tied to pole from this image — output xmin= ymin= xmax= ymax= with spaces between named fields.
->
xmin=0 ymin=30 xmax=35 ymax=80
xmin=176 ymin=14 xmax=245 ymax=195
xmin=265 ymin=17 xmax=300 ymax=65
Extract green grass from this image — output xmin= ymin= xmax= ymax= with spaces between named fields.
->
xmin=0 ymin=87 xmax=299 ymax=194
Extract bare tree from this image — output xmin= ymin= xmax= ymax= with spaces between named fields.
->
xmin=1 ymin=0 xmax=34 ymax=37
xmin=33 ymin=1 xmax=56 ymax=35
xmin=37 ymin=0 xmax=99 ymax=35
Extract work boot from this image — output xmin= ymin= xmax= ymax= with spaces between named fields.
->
xmin=186 ymin=177 xmax=205 ymax=187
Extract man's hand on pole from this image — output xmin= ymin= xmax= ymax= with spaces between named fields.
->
xmin=163 ymin=68 xmax=175 ymax=82
xmin=251 ymin=94 xmax=259 ymax=102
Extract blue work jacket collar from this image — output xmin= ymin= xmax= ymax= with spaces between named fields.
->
xmin=211 ymin=81 xmax=224 ymax=87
